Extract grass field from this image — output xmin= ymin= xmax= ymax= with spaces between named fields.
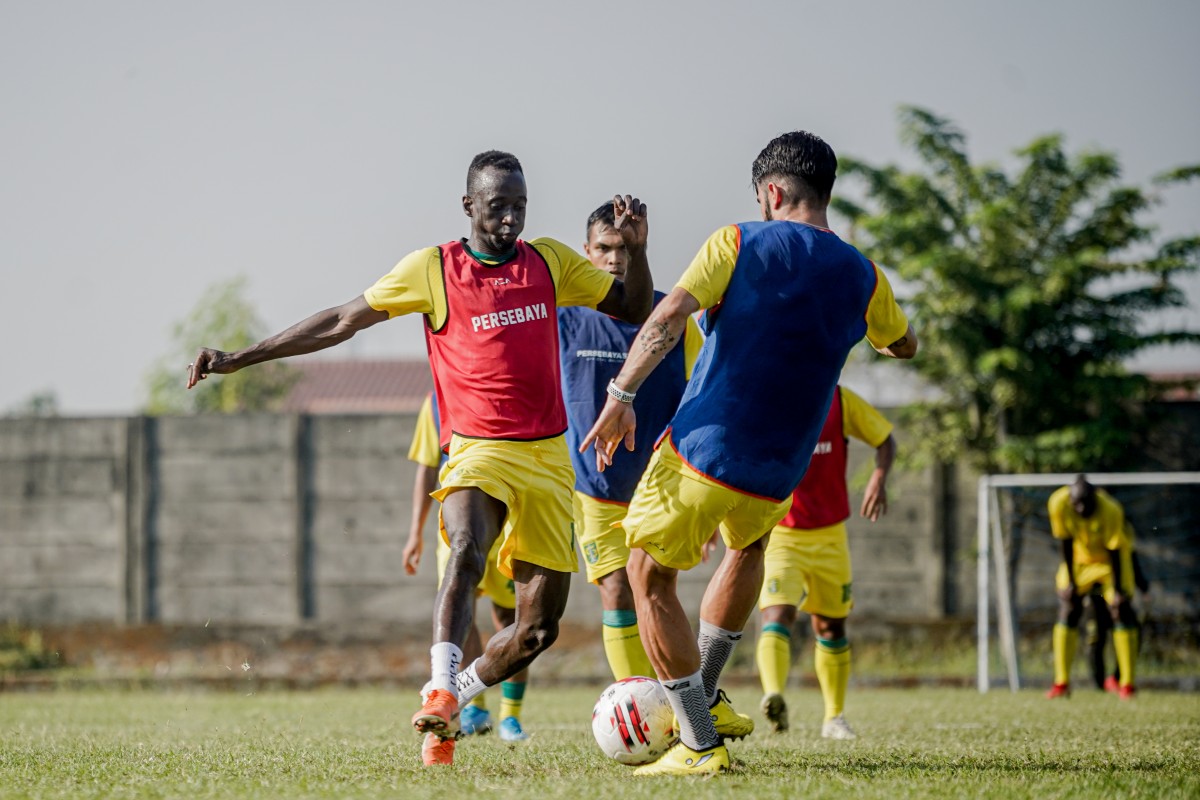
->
xmin=1 ymin=686 xmax=1197 ymax=799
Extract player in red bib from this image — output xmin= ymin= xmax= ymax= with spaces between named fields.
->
xmin=755 ymin=385 xmax=896 ymax=739
xmin=186 ymin=151 xmax=652 ymax=766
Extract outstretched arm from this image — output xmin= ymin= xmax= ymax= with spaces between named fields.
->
xmin=593 ymin=195 xmax=653 ymax=325
xmin=187 ymin=295 xmax=389 ymax=388
xmin=860 ymin=434 xmax=896 ymax=521
xmin=580 ymin=286 xmax=700 ymax=468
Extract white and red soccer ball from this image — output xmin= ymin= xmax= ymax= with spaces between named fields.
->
xmin=591 ymin=676 xmax=677 ymax=765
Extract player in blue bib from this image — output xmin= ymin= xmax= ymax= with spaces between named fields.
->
xmin=582 ymin=131 xmax=918 ymax=775
xmin=559 ymin=202 xmax=703 ymax=682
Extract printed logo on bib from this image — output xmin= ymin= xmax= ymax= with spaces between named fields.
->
xmin=471 ymin=302 xmax=549 ymax=332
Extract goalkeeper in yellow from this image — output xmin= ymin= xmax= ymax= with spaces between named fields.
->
xmin=1046 ymin=475 xmax=1138 ymax=700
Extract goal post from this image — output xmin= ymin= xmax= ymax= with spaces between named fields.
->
xmin=977 ymin=471 xmax=1200 ymax=693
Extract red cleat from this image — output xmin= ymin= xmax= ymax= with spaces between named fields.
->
xmin=421 ymin=732 xmax=456 ymax=766
xmin=1045 ymin=683 xmax=1071 ymax=699
xmin=1103 ymin=675 xmax=1120 ymax=694
xmin=412 ymin=688 xmax=459 ymax=736
xmin=1118 ymin=684 xmax=1137 ymax=700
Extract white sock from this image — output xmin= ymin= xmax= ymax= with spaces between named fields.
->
xmin=430 ymin=642 xmax=463 ymax=698
xmin=698 ymin=619 xmax=743 ymax=705
xmin=455 ymin=661 xmax=490 ymax=705
xmin=660 ymin=670 xmax=720 ymax=750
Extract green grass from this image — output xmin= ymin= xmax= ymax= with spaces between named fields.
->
xmin=1 ymin=687 xmax=1197 ymax=799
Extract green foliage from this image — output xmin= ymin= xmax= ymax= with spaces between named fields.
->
xmin=6 ymin=390 xmax=59 ymax=418
xmin=0 ymin=625 xmax=61 ymax=671
xmin=143 ymin=277 xmax=297 ymax=415
xmin=837 ymin=107 xmax=1200 ymax=472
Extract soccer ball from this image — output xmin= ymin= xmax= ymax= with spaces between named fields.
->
xmin=591 ymin=676 xmax=677 ymax=765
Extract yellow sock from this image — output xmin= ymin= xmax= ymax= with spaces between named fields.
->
xmin=1112 ymin=627 xmax=1137 ymax=688
xmin=1053 ymin=624 xmax=1078 ymax=686
xmin=756 ymin=625 xmax=792 ymax=696
xmin=470 ymin=693 xmax=487 ymax=710
xmin=814 ymin=637 xmax=850 ymax=721
xmin=602 ymin=611 xmax=656 ymax=680
xmin=499 ymin=681 xmax=525 ymax=721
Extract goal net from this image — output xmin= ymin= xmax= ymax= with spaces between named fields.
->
xmin=976 ymin=471 xmax=1200 ymax=692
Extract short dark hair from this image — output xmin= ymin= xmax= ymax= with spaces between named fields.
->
xmin=751 ymin=131 xmax=837 ymax=203
xmin=466 ymin=150 xmax=523 ymax=194
xmin=585 ymin=201 xmax=616 ymax=238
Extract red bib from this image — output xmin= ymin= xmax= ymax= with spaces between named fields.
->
xmin=780 ymin=387 xmax=850 ymax=529
xmin=426 ymin=240 xmax=566 ymax=450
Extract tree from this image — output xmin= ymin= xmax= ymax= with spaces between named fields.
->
xmin=144 ymin=277 xmax=298 ymax=414
xmin=834 ymin=107 xmax=1200 ymax=473
xmin=7 ymin=390 xmax=59 ymax=418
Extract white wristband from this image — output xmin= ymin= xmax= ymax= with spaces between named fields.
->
xmin=607 ymin=379 xmax=636 ymax=404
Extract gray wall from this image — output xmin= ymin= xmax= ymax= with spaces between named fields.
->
xmin=0 ymin=413 xmax=979 ymax=627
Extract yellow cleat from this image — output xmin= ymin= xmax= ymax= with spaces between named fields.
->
xmin=709 ymin=690 xmax=754 ymax=740
xmin=633 ymin=741 xmax=730 ymax=776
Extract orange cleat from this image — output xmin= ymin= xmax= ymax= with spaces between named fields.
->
xmin=412 ymin=688 xmax=459 ymax=736
xmin=1045 ymin=683 xmax=1071 ymax=699
xmin=1103 ymin=675 xmax=1120 ymax=694
xmin=1118 ymin=684 xmax=1137 ymax=700
xmin=421 ymin=732 xmax=456 ymax=766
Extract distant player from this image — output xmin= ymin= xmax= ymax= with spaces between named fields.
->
xmin=402 ymin=391 xmax=531 ymax=742
xmin=756 ymin=385 xmax=895 ymax=739
xmin=187 ymin=151 xmax=653 ymax=766
xmin=559 ymin=202 xmax=703 ymax=682
xmin=582 ymin=131 xmax=917 ymax=775
xmin=1046 ymin=476 xmax=1138 ymax=699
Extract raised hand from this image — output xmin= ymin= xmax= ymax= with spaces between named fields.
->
xmin=612 ymin=194 xmax=648 ymax=250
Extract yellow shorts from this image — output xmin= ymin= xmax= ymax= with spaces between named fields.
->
xmin=432 ymin=434 xmax=578 ymax=579
xmin=1056 ymin=549 xmax=1135 ymax=602
xmin=758 ymin=521 xmax=853 ymax=618
xmin=622 ymin=440 xmax=791 ymax=570
xmin=435 ymin=534 xmax=516 ymax=609
xmin=574 ymin=492 xmax=630 ymax=583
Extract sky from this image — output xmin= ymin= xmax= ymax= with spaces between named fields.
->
xmin=2 ymin=1 xmax=1198 ymax=414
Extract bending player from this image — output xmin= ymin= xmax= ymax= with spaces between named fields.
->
xmin=188 ymin=151 xmax=652 ymax=766
xmin=559 ymin=202 xmax=703 ymax=682
xmin=1046 ymin=475 xmax=1138 ymax=699
xmin=583 ymin=131 xmax=917 ymax=775
xmin=403 ymin=391 xmax=531 ymax=741
xmin=756 ymin=384 xmax=895 ymax=739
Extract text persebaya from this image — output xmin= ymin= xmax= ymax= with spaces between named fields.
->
xmin=471 ymin=302 xmax=549 ymax=332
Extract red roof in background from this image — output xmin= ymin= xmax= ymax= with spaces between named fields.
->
xmin=1147 ymin=372 xmax=1200 ymax=402
xmin=281 ymin=359 xmax=432 ymax=414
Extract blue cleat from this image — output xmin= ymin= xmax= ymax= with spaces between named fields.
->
xmin=498 ymin=716 xmax=529 ymax=742
xmin=460 ymin=704 xmax=493 ymax=736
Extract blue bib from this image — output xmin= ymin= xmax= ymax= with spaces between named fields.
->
xmin=559 ymin=292 xmax=688 ymax=502
xmin=669 ymin=221 xmax=877 ymax=501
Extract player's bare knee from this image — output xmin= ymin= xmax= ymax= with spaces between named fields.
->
xmin=445 ymin=530 xmax=487 ymax=581
xmin=812 ymin=615 xmax=845 ymax=640
xmin=517 ymin=618 xmax=559 ymax=656
xmin=1061 ymin=597 xmax=1083 ymax=627
xmin=598 ymin=569 xmax=635 ymax=610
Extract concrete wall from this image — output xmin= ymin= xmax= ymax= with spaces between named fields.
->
xmin=1 ymin=412 xmax=1193 ymax=628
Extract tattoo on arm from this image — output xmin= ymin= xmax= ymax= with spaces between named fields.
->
xmin=638 ymin=321 xmax=677 ymax=356
xmin=889 ymin=336 xmax=908 ymax=348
